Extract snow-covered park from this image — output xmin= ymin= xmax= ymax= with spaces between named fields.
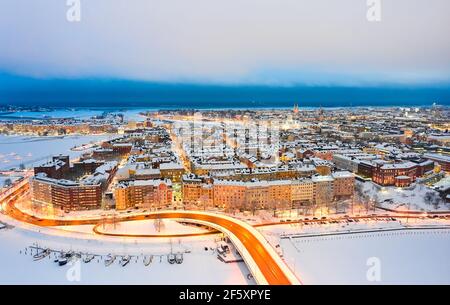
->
xmin=94 ymin=219 xmax=211 ymax=236
xmin=358 ymin=180 xmax=450 ymax=212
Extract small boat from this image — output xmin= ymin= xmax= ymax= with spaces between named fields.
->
xmin=58 ymin=257 xmax=68 ymax=266
xmin=168 ymin=254 xmax=176 ymax=264
xmin=57 ymin=253 xmax=68 ymax=266
xmin=83 ymin=254 xmax=95 ymax=264
xmin=175 ymin=253 xmax=183 ymax=264
xmin=55 ymin=251 xmax=73 ymax=266
xmin=120 ymin=255 xmax=131 ymax=267
xmin=33 ymin=248 xmax=50 ymax=261
xmin=104 ymin=254 xmax=116 ymax=267
xmin=143 ymin=255 xmax=153 ymax=266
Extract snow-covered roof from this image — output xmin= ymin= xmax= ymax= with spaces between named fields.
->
xmin=332 ymin=171 xmax=354 ymax=178
xmin=159 ymin=162 xmax=184 ymax=170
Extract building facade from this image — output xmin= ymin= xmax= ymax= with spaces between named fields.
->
xmin=114 ymin=179 xmax=173 ymax=210
xmin=31 ymin=175 xmax=102 ymax=211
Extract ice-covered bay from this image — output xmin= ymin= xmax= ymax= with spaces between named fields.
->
xmin=0 ymin=134 xmax=116 ymax=170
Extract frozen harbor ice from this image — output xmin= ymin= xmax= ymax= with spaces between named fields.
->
xmin=0 ymin=219 xmax=254 ymax=285
xmin=0 ymin=134 xmax=116 ymax=170
xmin=265 ymin=224 xmax=450 ymax=284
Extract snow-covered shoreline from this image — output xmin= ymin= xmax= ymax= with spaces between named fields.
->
xmin=0 ymin=213 xmax=254 ymax=285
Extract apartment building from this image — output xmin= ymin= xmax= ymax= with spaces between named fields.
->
xmin=31 ymin=175 xmax=102 ymax=211
xmin=311 ymin=175 xmax=334 ymax=206
xmin=332 ymin=171 xmax=355 ymax=199
xmin=291 ymin=179 xmax=314 ymax=207
xmin=31 ymin=158 xmax=118 ymax=211
xmin=114 ymin=179 xmax=172 ymax=210
xmin=182 ymin=175 xmax=214 ymax=208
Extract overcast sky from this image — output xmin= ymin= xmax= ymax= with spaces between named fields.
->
xmin=0 ymin=0 xmax=449 ymax=86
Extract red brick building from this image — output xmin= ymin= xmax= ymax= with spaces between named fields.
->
xmin=372 ymin=162 xmax=417 ymax=187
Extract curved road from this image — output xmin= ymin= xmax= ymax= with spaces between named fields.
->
xmin=4 ymin=188 xmax=450 ymax=284
xmin=3 ymin=198 xmax=299 ymax=285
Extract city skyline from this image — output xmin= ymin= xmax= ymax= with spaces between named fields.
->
xmin=1 ymin=0 xmax=449 ymax=291
xmin=1 ymin=106 xmax=449 ymax=287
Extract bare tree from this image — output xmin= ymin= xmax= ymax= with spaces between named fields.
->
xmin=2 ymin=178 xmax=12 ymax=187
xmin=154 ymin=216 xmax=165 ymax=233
xmin=424 ymin=191 xmax=435 ymax=205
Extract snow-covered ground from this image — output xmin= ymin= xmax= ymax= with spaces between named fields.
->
xmin=259 ymin=220 xmax=450 ymax=284
xmin=2 ymin=207 xmax=450 ymax=284
xmin=359 ymin=180 xmax=450 ymax=212
xmin=280 ymin=228 xmax=450 ymax=284
xmin=95 ymin=219 xmax=211 ymax=236
xmin=0 ymin=215 xmax=253 ymax=285
xmin=433 ymin=175 xmax=450 ymax=189
xmin=260 ymin=217 xmax=450 ymax=236
xmin=0 ymin=134 xmax=116 ymax=170
xmin=0 ymin=175 xmax=22 ymax=189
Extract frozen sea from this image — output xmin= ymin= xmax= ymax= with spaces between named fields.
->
xmin=0 ymin=134 xmax=116 ymax=170
xmin=280 ymin=228 xmax=450 ymax=284
xmin=0 ymin=108 xmax=149 ymax=121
